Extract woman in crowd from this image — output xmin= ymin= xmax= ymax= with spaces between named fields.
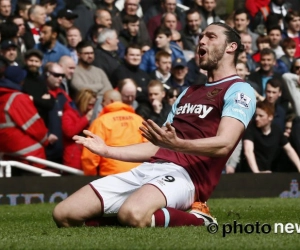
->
xmin=62 ymin=88 xmax=96 ymax=169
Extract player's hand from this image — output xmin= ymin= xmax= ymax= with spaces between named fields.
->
xmin=140 ymin=119 xmax=179 ymax=149
xmin=73 ymin=130 xmax=108 ymax=156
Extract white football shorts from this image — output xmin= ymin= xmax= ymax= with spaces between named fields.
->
xmin=90 ymin=162 xmax=195 ymax=216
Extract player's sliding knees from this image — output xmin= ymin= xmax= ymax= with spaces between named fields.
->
xmin=52 ymin=203 xmax=82 ymax=228
xmin=117 ymin=203 xmax=152 ymax=228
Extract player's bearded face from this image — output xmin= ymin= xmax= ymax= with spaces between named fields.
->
xmin=198 ymin=43 xmax=226 ymax=71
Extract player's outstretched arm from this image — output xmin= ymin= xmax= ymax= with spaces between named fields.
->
xmin=73 ymin=130 xmax=159 ymax=162
xmin=141 ymin=117 xmax=245 ymax=157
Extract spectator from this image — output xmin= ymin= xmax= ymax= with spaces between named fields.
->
xmin=164 ymin=86 xmax=179 ymax=106
xmin=0 ymin=65 xmax=49 ymax=172
xmin=81 ymin=89 xmax=147 ymax=176
xmin=22 ymin=49 xmax=55 ymax=126
xmin=56 ymin=9 xmax=79 ymax=45
xmin=136 ymin=80 xmax=171 ymax=127
xmin=144 ymin=0 xmax=185 ymax=27
xmin=72 ymin=41 xmax=112 ymax=98
xmin=241 ymin=101 xmax=300 ymax=173
xmin=233 ymin=8 xmax=258 ymax=52
xmin=0 ymin=40 xmax=18 ymax=66
xmin=279 ymin=37 xmax=296 ymax=72
xmin=0 ymin=0 xmax=11 ymax=23
xmin=35 ymin=20 xmax=71 ymax=65
xmin=44 ymin=62 xmax=72 ymax=163
xmin=25 ymin=5 xmax=47 ymax=48
xmin=119 ymin=14 xmax=148 ymax=48
xmin=40 ymin=0 xmax=57 ymax=22
xmin=197 ymin=0 xmax=221 ymax=30
xmin=62 ymin=88 xmax=96 ymax=169
xmin=118 ymin=78 xmax=139 ymax=109
xmin=248 ymin=48 xmax=291 ymax=112
xmin=149 ymin=50 xmax=172 ymax=87
xmin=282 ymin=58 xmax=300 ymax=116
xmin=182 ymin=8 xmax=202 ymax=53
xmin=172 ymin=30 xmax=194 ymax=62
xmin=9 ymin=15 xmax=27 ymax=54
xmin=169 ymin=57 xmax=190 ymax=93
xmin=267 ymin=25 xmax=285 ymax=59
xmin=111 ymin=44 xmax=151 ymax=102
xmin=95 ymin=0 xmax=119 ymax=17
xmin=252 ymin=35 xmax=271 ymax=63
xmin=66 ymin=26 xmax=82 ymax=64
xmin=240 ymin=33 xmax=257 ymax=72
xmin=94 ymin=8 xmax=112 ymax=28
xmin=112 ymin=0 xmax=150 ymax=45
xmin=93 ymin=28 xmax=121 ymax=83
xmin=140 ymin=26 xmax=184 ymax=73
xmin=282 ymin=10 xmax=300 ymax=58
xmin=264 ymin=78 xmax=286 ymax=131
xmin=58 ymin=56 xmax=76 ymax=98
xmin=16 ymin=0 xmax=32 ymax=22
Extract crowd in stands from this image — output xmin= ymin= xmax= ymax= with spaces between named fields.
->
xmin=1 ymin=0 xmax=300 ymax=176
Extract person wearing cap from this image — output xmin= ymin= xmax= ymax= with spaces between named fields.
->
xmin=57 ymin=8 xmax=78 ymax=45
xmin=35 ymin=20 xmax=71 ymax=66
xmin=0 ymin=40 xmax=18 ymax=66
xmin=169 ymin=57 xmax=191 ymax=93
xmin=0 ymin=65 xmax=50 ymax=175
xmin=22 ymin=49 xmax=55 ymax=127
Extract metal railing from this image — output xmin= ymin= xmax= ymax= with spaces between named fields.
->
xmin=0 ymin=155 xmax=84 ymax=177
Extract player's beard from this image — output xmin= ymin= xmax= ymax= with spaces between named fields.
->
xmin=199 ymin=44 xmax=226 ymax=71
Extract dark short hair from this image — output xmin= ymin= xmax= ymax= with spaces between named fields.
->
xmin=260 ymin=48 xmax=276 ymax=59
xmin=267 ymin=25 xmax=282 ymax=35
xmin=154 ymin=26 xmax=172 ymax=38
xmin=43 ymin=20 xmax=59 ymax=34
xmin=40 ymin=0 xmax=57 ymax=6
xmin=186 ymin=8 xmax=200 ymax=20
xmin=122 ymin=14 xmax=139 ymax=24
xmin=256 ymin=35 xmax=271 ymax=48
xmin=125 ymin=44 xmax=141 ymax=55
xmin=266 ymin=78 xmax=282 ymax=90
xmin=233 ymin=8 xmax=250 ymax=20
xmin=76 ymin=40 xmax=94 ymax=53
xmin=285 ymin=10 xmax=300 ymax=24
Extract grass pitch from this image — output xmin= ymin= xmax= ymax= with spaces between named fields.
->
xmin=0 ymin=198 xmax=299 ymax=250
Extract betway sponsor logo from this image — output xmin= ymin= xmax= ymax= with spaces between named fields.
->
xmin=176 ymin=103 xmax=213 ymax=118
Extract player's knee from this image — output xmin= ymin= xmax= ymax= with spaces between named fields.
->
xmin=52 ymin=203 xmax=70 ymax=228
xmin=118 ymin=205 xmax=150 ymax=228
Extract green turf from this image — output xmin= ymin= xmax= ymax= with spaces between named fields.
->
xmin=0 ymin=198 xmax=299 ymax=250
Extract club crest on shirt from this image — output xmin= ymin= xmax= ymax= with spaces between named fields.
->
xmin=206 ymin=88 xmax=223 ymax=99
xmin=235 ymin=92 xmax=251 ymax=108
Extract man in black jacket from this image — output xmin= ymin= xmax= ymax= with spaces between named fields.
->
xmin=22 ymin=49 xmax=54 ymax=127
xmin=93 ymin=28 xmax=121 ymax=83
xmin=111 ymin=44 xmax=150 ymax=102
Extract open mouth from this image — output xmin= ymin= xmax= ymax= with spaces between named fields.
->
xmin=198 ymin=48 xmax=207 ymax=57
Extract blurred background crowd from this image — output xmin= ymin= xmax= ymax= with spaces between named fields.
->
xmin=1 ymin=0 xmax=300 ymax=176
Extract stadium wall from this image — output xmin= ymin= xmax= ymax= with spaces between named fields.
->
xmin=0 ymin=174 xmax=300 ymax=205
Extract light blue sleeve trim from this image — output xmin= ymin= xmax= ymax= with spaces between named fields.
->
xmin=161 ymin=208 xmax=170 ymax=227
xmin=163 ymin=88 xmax=189 ymax=126
xmin=222 ymin=82 xmax=256 ymax=128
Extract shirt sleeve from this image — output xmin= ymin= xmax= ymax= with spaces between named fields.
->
xmin=222 ymin=82 xmax=256 ymax=128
